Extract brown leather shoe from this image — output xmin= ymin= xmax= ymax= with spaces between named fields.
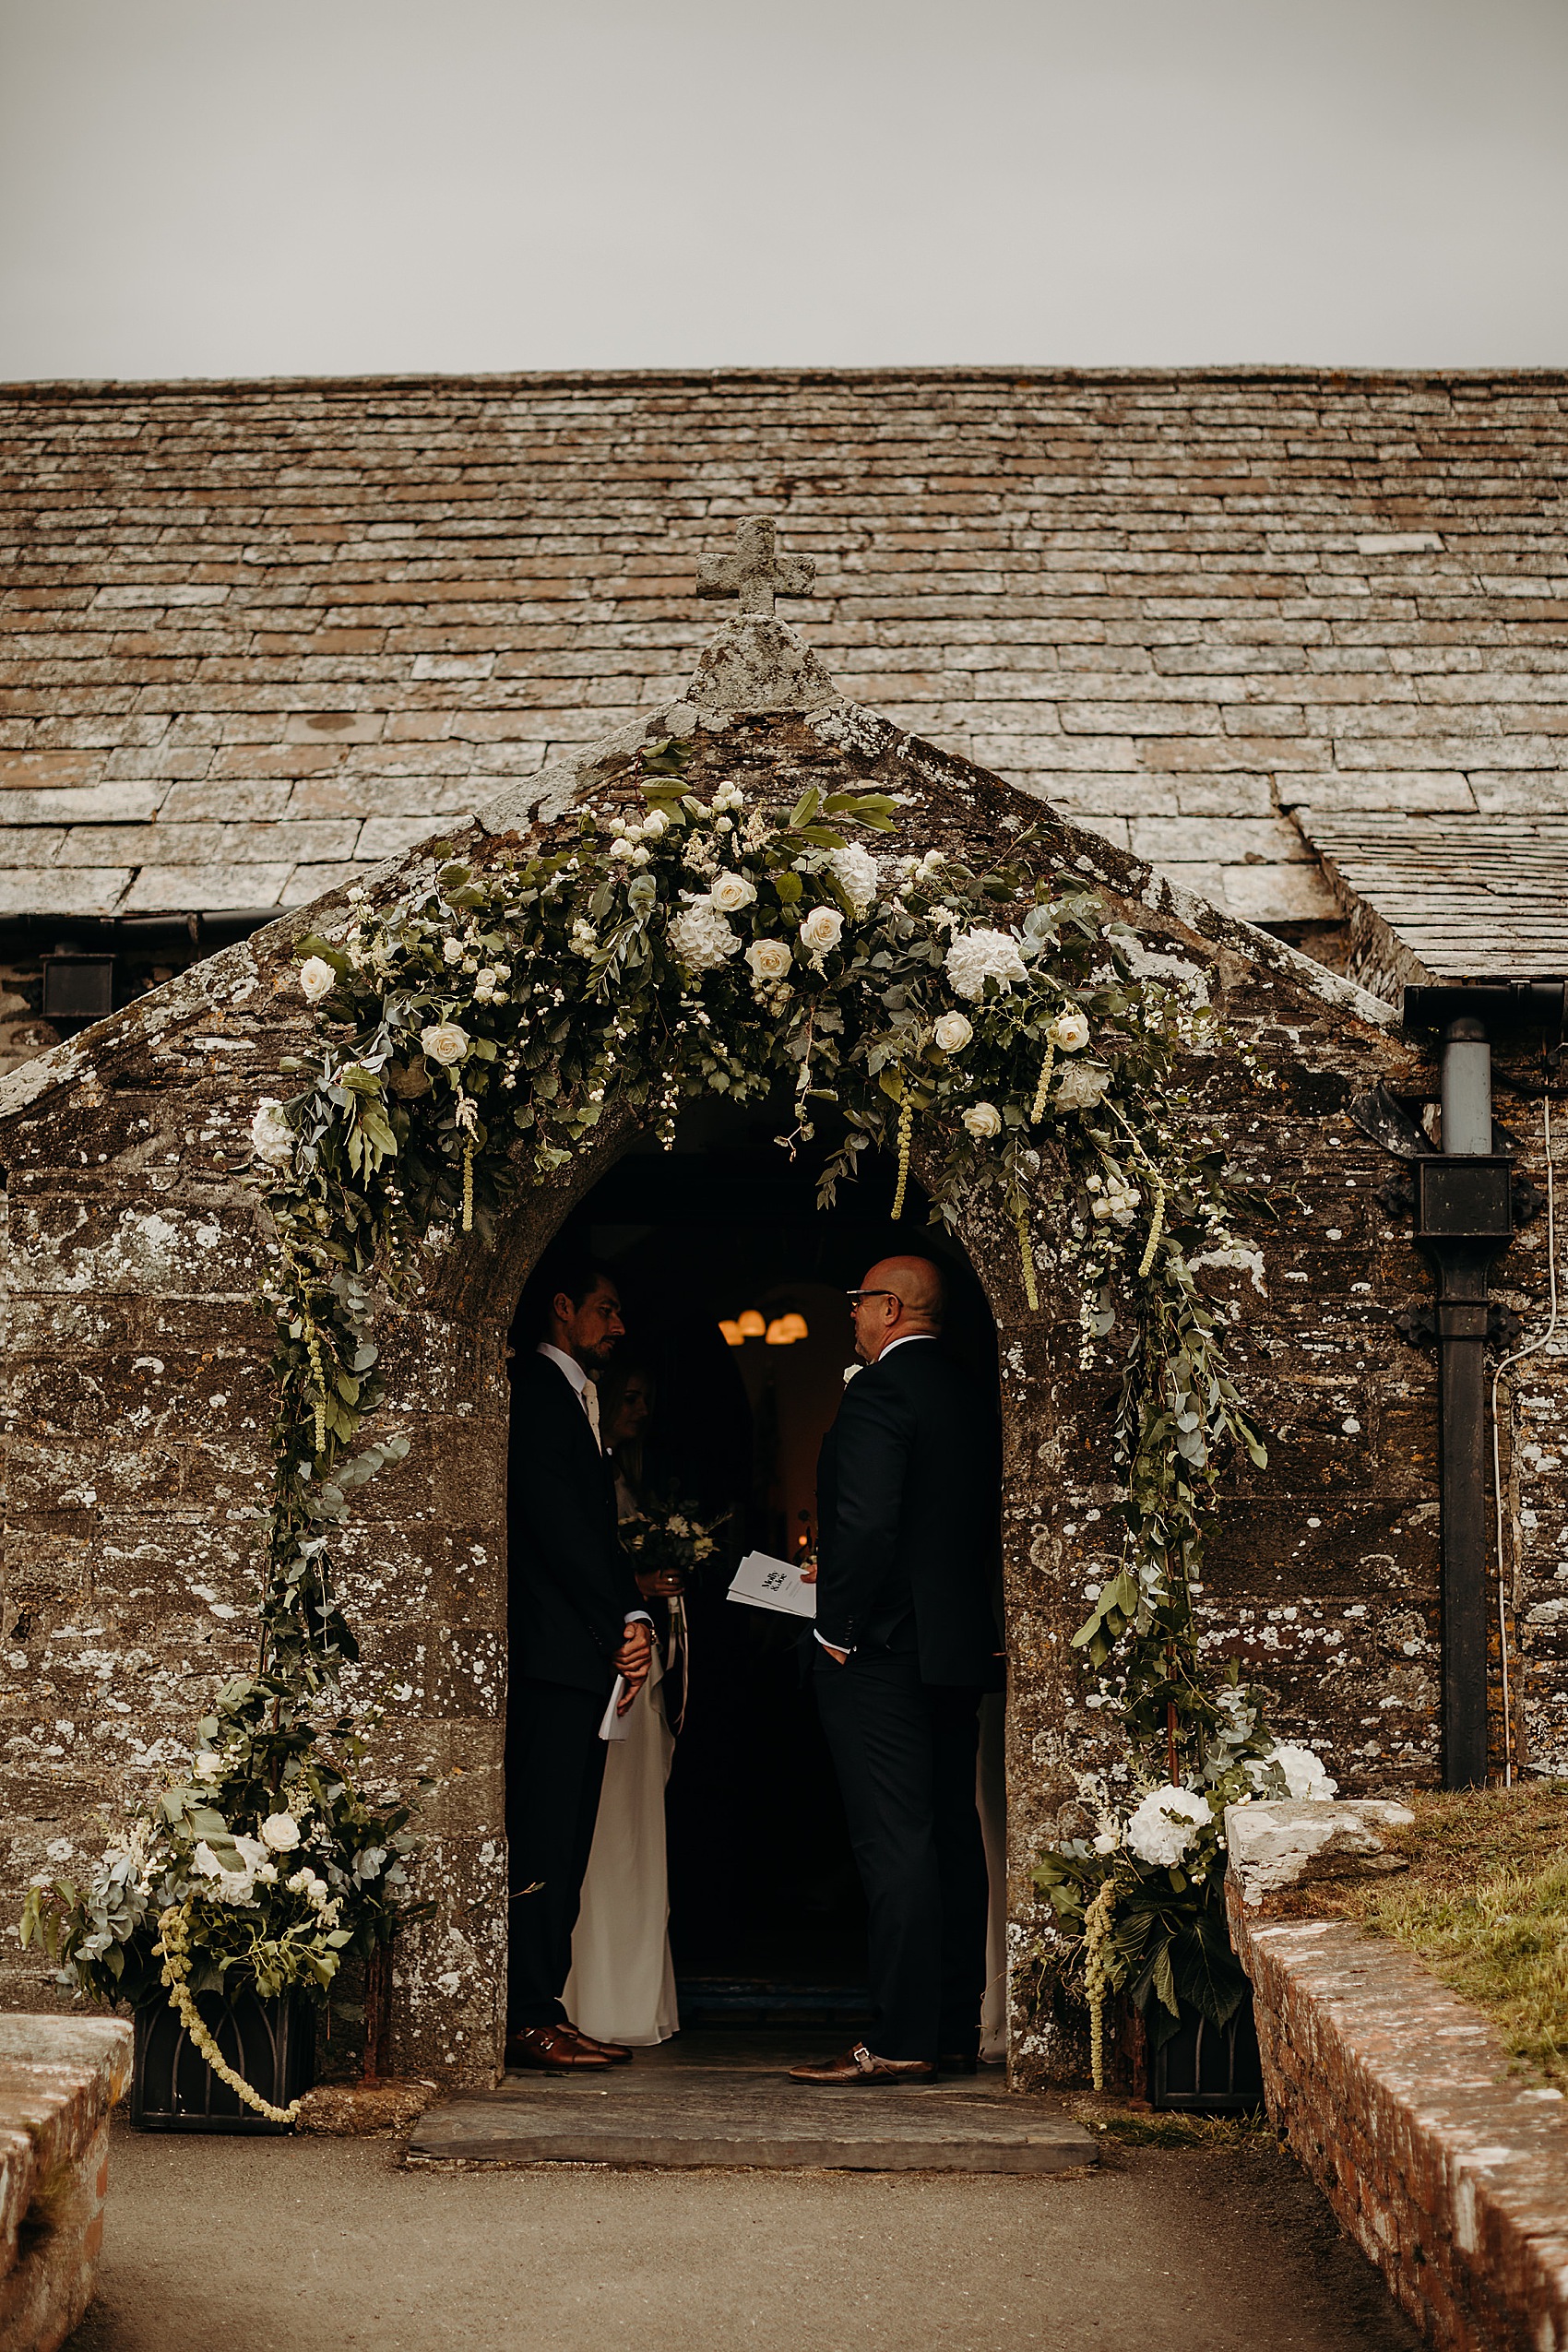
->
xmin=788 ymin=2043 xmax=936 ymax=2085
xmin=564 ymin=2025 xmax=633 ymax=2065
xmin=505 ymin=2025 xmax=612 ymax=2072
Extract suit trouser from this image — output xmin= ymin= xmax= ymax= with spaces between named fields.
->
xmin=814 ymin=1645 xmax=988 ymax=2062
xmin=506 ymin=1678 xmax=609 ymax=2030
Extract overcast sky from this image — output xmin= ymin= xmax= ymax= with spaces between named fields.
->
xmin=3 ymin=0 xmax=1566 ymax=381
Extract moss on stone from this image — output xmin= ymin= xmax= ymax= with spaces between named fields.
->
xmin=1344 ymin=1784 xmax=1568 ymax=2086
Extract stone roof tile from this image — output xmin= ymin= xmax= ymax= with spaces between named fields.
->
xmin=3 ymin=367 xmax=1567 ymax=956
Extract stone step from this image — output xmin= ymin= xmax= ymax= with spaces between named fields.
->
xmin=409 ymin=2063 xmax=1097 ymax=2176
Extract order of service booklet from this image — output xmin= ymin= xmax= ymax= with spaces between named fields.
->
xmin=727 ymin=1550 xmax=818 ymax=1621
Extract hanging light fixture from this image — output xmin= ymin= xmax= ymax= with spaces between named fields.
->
xmin=777 ymin=1312 xmax=809 ymax=1341
xmin=736 ymin=1309 xmax=766 ymax=1338
xmin=719 ymin=1319 xmax=744 ymax=1348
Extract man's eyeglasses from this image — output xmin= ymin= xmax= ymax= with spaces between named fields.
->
xmin=846 ymin=1289 xmax=898 ymax=1307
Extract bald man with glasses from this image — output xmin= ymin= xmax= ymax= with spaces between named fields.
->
xmin=790 ymin=1255 xmax=1003 ymax=2086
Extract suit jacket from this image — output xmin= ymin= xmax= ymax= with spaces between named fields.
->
xmin=507 ymin=1351 xmax=641 ymax=1695
xmin=814 ymin=1339 xmax=1003 ymax=1687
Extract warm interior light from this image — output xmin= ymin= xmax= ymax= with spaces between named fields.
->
xmin=736 ymin=1309 xmax=766 ymax=1338
xmin=718 ymin=1319 xmax=744 ymax=1348
xmin=777 ymin=1313 xmax=809 ymax=1341
xmin=764 ymin=1317 xmax=793 ymax=1346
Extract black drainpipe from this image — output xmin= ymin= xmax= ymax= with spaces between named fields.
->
xmin=1357 ymin=981 xmax=1565 ymax=1789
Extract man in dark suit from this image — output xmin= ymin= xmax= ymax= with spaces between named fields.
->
xmin=790 ymin=1255 xmax=1002 ymax=2086
xmin=505 ymin=1253 xmax=652 ymax=2072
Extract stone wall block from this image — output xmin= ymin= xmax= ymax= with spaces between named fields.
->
xmin=1229 ymin=1864 xmax=1568 ymax=2351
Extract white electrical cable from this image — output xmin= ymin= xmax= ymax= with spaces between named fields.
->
xmin=1490 ymin=1098 xmax=1560 ymax=1788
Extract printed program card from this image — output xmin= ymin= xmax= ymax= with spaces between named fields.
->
xmin=727 ymin=1550 xmax=818 ymax=1621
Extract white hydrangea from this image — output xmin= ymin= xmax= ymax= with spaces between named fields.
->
xmin=1258 ymin=1743 xmax=1339 ymax=1802
xmin=249 ymin=1099 xmax=294 ymax=1169
xmin=828 ymin=843 xmax=879 ymax=912
xmin=944 ymin=926 xmax=1028 ymax=1002
xmin=1053 ymin=1063 xmax=1111 ymax=1111
xmin=1124 ymin=1785 xmax=1212 ymax=1868
xmin=669 ymin=900 xmax=742 ymax=974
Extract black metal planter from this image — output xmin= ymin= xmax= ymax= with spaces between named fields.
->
xmin=1149 ymin=1986 xmax=1265 ymax=2113
xmin=131 ymin=1985 xmax=315 ymax=2132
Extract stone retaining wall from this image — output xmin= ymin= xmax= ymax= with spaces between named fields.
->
xmin=1228 ymin=1876 xmax=1568 ymax=2350
xmin=0 ymin=2013 xmax=131 ymax=2352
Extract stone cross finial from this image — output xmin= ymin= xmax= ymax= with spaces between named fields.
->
xmin=695 ymin=518 xmax=814 ymax=617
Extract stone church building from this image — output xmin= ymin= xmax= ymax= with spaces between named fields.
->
xmin=1 ymin=371 xmax=1565 ymax=2084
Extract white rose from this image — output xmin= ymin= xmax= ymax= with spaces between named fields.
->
xmin=421 ymin=1021 xmax=469 ymax=1066
xmin=192 ymin=1752 xmax=223 ymax=1781
xmin=828 ymin=843 xmax=879 ymax=913
xmin=746 ymin=938 xmax=793 ymax=983
xmin=1052 ymin=1063 xmax=1111 ymax=1111
xmin=800 ymin=906 xmax=845 ymax=956
xmin=1124 ymin=1786 xmax=1212 ymax=1869
xmin=944 ymin=927 xmax=1028 ymax=1002
xmin=1047 ymin=1008 xmax=1091 ymax=1052
xmin=708 ymin=871 xmax=757 ymax=915
xmin=259 ymin=1812 xmax=303 ymax=1854
xmin=298 ymin=956 xmax=337 ymax=1004
xmin=932 ymin=1012 xmax=973 ymax=1053
xmin=668 ymin=901 xmax=742 ymax=975
xmin=442 ymin=935 xmax=465 ymax=965
xmin=609 ymin=837 xmax=635 ymax=861
xmin=249 ymin=1099 xmax=294 ymax=1169
xmin=962 ymin=1102 xmax=1003 ymax=1140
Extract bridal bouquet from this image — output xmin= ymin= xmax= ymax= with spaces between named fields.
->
xmin=619 ymin=1500 xmax=730 ymax=1586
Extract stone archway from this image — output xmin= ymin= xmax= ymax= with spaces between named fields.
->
xmin=383 ymin=1099 xmax=1083 ymax=2090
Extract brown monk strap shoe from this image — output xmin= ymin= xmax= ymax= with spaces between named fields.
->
xmin=505 ymin=2025 xmax=612 ymax=2072
xmin=564 ymin=2025 xmax=633 ymax=2064
xmin=788 ymin=2043 xmax=936 ymax=2085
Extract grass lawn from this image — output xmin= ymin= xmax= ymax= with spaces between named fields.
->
xmin=1338 ymin=1783 xmax=1568 ymax=2087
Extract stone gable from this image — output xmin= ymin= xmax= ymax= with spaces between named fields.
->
xmin=2 ymin=615 xmax=1562 ymax=2088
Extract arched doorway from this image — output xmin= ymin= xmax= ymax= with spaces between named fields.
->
xmin=504 ymin=1096 xmax=1006 ymax=2052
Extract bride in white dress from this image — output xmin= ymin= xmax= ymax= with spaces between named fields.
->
xmin=564 ymin=1365 xmax=681 ymax=2047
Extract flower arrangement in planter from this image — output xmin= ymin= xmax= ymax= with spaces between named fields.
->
xmin=1036 ymin=1709 xmax=1337 ymax=2091
xmin=22 ymin=1675 xmax=426 ymax=2125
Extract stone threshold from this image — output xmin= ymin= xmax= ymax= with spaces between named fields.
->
xmin=409 ymin=2050 xmax=1096 ymax=2176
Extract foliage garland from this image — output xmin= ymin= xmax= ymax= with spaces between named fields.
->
xmin=25 ymin=736 xmax=1331 ymax=2089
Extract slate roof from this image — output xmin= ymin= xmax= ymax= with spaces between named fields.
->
xmin=3 ymin=366 xmax=1567 ymax=974
xmin=1300 ymin=810 xmax=1568 ymax=992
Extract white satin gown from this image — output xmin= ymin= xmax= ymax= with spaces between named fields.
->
xmin=564 ymin=1530 xmax=679 ymax=2046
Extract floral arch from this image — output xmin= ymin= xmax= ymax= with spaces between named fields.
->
xmin=27 ymin=668 xmax=1345 ymax=2108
